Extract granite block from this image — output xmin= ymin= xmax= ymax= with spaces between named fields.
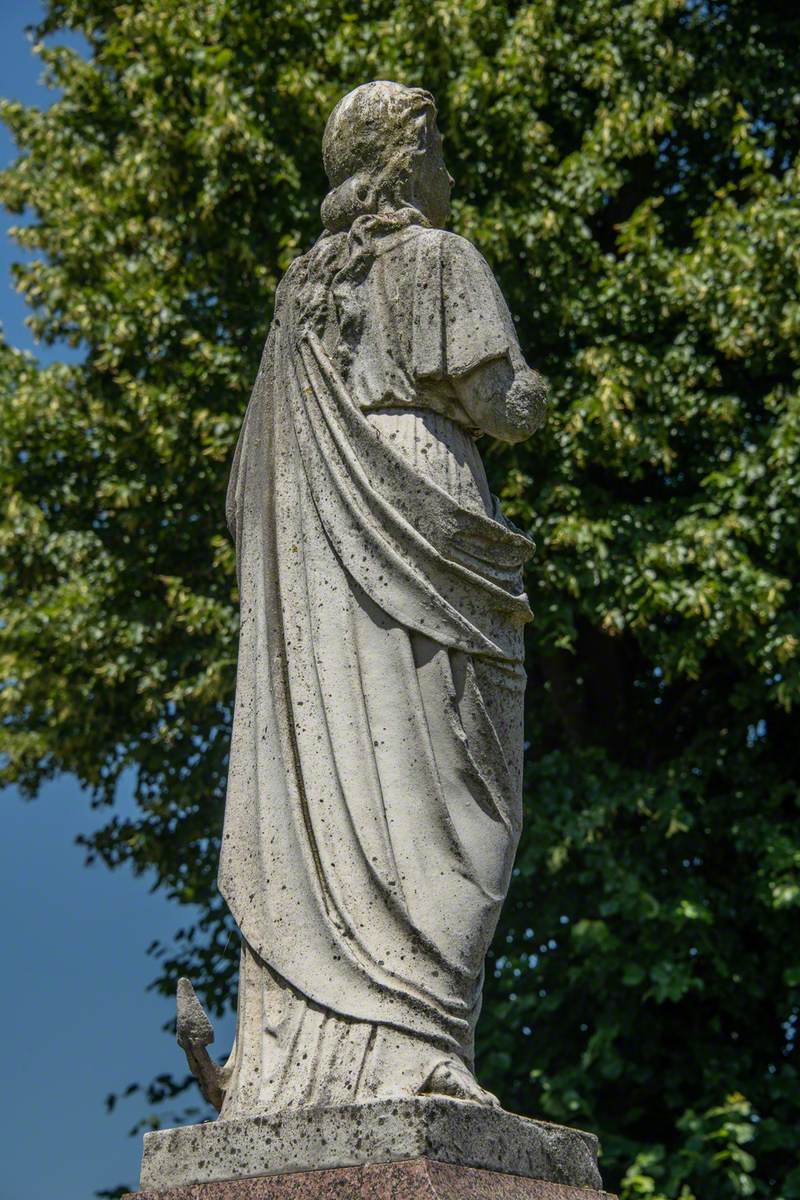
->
xmin=127 ymin=1157 xmax=616 ymax=1200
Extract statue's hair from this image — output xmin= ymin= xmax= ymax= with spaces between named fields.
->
xmin=320 ymin=81 xmax=435 ymax=233
xmin=291 ymin=82 xmax=437 ymax=375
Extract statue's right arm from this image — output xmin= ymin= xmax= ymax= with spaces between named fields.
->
xmin=453 ymin=354 xmax=548 ymax=445
xmin=424 ymin=231 xmax=548 ymax=444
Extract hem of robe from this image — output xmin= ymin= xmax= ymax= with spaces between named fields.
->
xmin=219 ymin=940 xmax=478 ymax=1119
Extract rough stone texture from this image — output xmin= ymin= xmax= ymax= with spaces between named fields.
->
xmin=138 ymin=1099 xmax=601 ymax=1193
xmin=127 ymin=1158 xmax=616 ymax=1200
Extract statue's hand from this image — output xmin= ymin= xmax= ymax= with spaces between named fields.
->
xmin=454 ymin=355 xmax=548 ymax=444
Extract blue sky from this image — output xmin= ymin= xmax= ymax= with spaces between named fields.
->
xmin=1 ymin=4 xmax=234 ymax=1196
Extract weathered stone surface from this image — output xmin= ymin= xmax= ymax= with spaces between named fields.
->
xmin=128 ymin=1156 xmax=615 ymax=1200
xmin=138 ymin=1099 xmax=601 ymax=1193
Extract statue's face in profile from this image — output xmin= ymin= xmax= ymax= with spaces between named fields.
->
xmin=413 ymin=113 xmax=454 ymax=229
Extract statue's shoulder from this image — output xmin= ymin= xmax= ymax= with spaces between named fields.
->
xmin=410 ymin=226 xmax=493 ymax=275
xmin=411 ymin=225 xmax=476 ymax=252
xmin=271 ymin=244 xmax=329 ymax=319
xmin=276 ymin=250 xmax=312 ymax=296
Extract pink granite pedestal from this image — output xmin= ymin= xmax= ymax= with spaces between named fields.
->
xmin=125 ymin=1158 xmax=617 ymax=1200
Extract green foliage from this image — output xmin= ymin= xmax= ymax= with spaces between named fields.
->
xmin=2 ymin=2 xmax=799 ymax=1196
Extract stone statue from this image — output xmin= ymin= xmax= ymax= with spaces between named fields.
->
xmin=136 ymin=79 xmax=609 ymax=1199
xmin=181 ymin=79 xmax=547 ymax=1120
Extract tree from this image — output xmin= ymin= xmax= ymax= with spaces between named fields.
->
xmin=2 ymin=2 xmax=799 ymax=1196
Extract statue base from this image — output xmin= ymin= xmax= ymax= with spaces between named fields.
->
xmin=126 ymin=1157 xmax=617 ymax=1199
xmin=130 ymin=1099 xmax=607 ymax=1195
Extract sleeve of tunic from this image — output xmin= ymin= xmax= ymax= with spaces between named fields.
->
xmin=412 ymin=230 xmax=519 ymax=382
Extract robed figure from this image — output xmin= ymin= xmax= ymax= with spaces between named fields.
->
xmin=213 ymin=81 xmax=547 ymax=1117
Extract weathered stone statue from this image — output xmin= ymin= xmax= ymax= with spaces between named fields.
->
xmin=216 ymin=78 xmax=546 ymax=1115
xmin=132 ymin=81 xmax=611 ymax=1200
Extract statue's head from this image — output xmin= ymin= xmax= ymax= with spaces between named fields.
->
xmin=321 ymin=80 xmax=453 ymax=233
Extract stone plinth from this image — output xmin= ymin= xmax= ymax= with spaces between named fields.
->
xmin=126 ymin=1157 xmax=617 ymax=1200
xmin=133 ymin=1099 xmax=603 ymax=1194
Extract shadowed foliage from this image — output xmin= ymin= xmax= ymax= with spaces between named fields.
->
xmin=1 ymin=2 xmax=799 ymax=1197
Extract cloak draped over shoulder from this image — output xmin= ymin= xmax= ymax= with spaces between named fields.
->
xmin=217 ymin=215 xmax=538 ymax=1114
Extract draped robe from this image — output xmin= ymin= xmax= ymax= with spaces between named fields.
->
xmin=218 ymin=216 xmax=535 ymax=1116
